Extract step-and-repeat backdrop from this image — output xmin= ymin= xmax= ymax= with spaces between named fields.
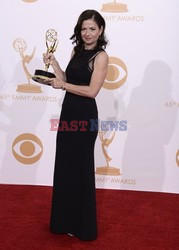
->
xmin=0 ymin=0 xmax=178 ymax=193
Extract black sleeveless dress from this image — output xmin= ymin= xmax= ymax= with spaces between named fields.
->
xmin=50 ymin=49 xmax=103 ymax=241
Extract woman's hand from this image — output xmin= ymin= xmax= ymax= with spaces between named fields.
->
xmin=45 ymin=77 xmax=66 ymax=90
xmin=43 ymin=52 xmax=57 ymax=66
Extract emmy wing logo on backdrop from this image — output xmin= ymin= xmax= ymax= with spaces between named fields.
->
xmin=13 ymin=38 xmax=42 ymax=93
xmin=22 ymin=0 xmax=38 ymax=3
xmin=100 ymin=1 xmax=144 ymax=22
xmin=101 ymin=0 xmax=128 ymax=13
xmin=176 ymin=150 xmax=179 ymax=167
xmin=12 ymin=133 xmax=43 ymax=164
xmin=96 ymin=128 xmax=121 ymax=176
xmin=103 ymin=56 xmax=128 ymax=90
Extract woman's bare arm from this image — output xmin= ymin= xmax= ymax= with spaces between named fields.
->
xmin=49 ymin=51 xmax=109 ymax=98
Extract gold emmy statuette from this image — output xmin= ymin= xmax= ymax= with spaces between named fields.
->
xmin=101 ymin=0 xmax=128 ymax=13
xmin=32 ymin=29 xmax=58 ymax=85
xmin=96 ymin=129 xmax=121 ymax=176
xmin=13 ymin=38 xmax=42 ymax=93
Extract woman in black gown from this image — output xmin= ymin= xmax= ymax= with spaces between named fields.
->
xmin=43 ymin=9 xmax=108 ymax=241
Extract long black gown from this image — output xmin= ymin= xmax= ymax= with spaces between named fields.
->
xmin=50 ymin=48 xmax=103 ymax=241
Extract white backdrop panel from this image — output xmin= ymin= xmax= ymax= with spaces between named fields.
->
xmin=0 ymin=0 xmax=178 ymax=193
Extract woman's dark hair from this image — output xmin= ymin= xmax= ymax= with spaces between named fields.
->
xmin=70 ymin=9 xmax=108 ymax=54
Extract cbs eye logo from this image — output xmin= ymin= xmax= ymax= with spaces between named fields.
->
xmin=103 ymin=56 xmax=128 ymax=90
xmin=22 ymin=0 xmax=38 ymax=3
xmin=12 ymin=133 xmax=43 ymax=164
xmin=176 ymin=150 xmax=179 ymax=167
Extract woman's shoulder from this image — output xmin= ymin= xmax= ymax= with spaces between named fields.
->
xmin=94 ymin=50 xmax=109 ymax=67
xmin=96 ymin=49 xmax=108 ymax=60
xmin=70 ymin=49 xmax=75 ymax=59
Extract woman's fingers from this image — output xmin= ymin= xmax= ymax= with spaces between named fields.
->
xmin=46 ymin=78 xmax=57 ymax=88
xmin=43 ymin=53 xmax=56 ymax=66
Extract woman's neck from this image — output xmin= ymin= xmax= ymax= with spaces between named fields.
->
xmin=84 ymin=43 xmax=97 ymax=50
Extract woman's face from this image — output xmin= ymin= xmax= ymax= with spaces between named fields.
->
xmin=81 ymin=19 xmax=103 ymax=49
